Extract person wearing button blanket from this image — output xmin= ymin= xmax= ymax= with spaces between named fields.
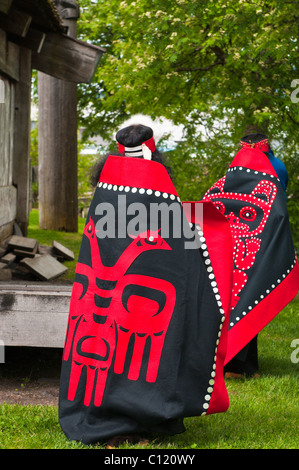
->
xmin=59 ymin=124 xmax=232 ymax=446
xmin=202 ymin=137 xmax=299 ymax=377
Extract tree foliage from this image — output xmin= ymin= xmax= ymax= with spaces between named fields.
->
xmin=77 ymin=0 xmax=299 ymax=242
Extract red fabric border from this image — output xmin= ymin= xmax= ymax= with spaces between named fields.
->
xmin=99 ymin=155 xmax=178 ymax=195
xmin=225 ymin=260 xmax=299 ymax=364
xmin=201 ymin=202 xmax=233 ymax=320
xmin=143 ymin=136 xmax=156 ymax=152
xmin=240 ymin=139 xmax=269 ymax=153
xmin=182 ymin=201 xmax=233 ymax=319
xmin=230 ymin=147 xmax=279 ymax=177
xmin=182 ymin=201 xmax=232 ymax=413
xmin=201 ymin=202 xmax=232 ymax=414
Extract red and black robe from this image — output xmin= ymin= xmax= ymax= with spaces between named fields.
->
xmin=59 ymin=155 xmax=232 ymax=444
xmin=202 ymin=146 xmax=299 ymax=365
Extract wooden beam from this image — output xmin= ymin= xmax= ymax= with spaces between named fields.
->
xmin=0 ymin=0 xmax=13 ymax=14
xmin=5 ymin=40 xmax=19 ymax=81
xmin=8 ymin=235 xmax=38 ymax=253
xmin=21 ymin=27 xmax=46 ymax=53
xmin=7 ymin=27 xmax=46 ymax=53
xmin=0 ymin=221 xmax=14 ymax=243
xmin=0 ymin=31 xmax=19 ymax=81
xmin=0 ymin=283 xmax=71 ymax=348
xmin=0 ymin=72 xmax=14 ymax=186
xmin=0 ymin=9 xmax=32 ymax=37
xmin=52 ymin=240 xmax=74 ymax=261
xmin=0 ymin=186 xmax=17 ymax=227
xmin=20 ymin=254 xmax=68 ymax=281
xmin=32 ymin=33 xmax=105 ymax=83
xmin=13 ymin=47 xmax=32 ymax=236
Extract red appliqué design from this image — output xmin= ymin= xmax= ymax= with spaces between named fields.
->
xmin=63 ymin=218 xmax=176 ymax=407
xmin=203 ymin=176 xmax=277 ymax=308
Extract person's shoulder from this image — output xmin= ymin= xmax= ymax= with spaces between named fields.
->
xmin=269 ymin=153 xmax=287 ymax=171
xmin=274 ymin=157 xmax=288 ymax=172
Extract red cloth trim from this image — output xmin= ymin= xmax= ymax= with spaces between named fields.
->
xmin=240 ymin=139 xmax=269 ymax=153
xmin=99 ymin=155 xmax=178 ymax=195
xmin=230 ymin=147 xmax=279 ymax=178
xmin=182 ymin=201 xmax=233 ymax=319
xmin=143 ymin=136 xmax=156 ymax=152
xmin=182 ymin=201 xmax=232 ymax=414
xmin=182 ymin=200 xmax=233 ymax=319
xmin=225 ymin=260 xmax=299 ymax=364
xmin=201 ymin=202 xmax=233 ymax=318
xmin=201 ymin=202 xmax=232 ymax=414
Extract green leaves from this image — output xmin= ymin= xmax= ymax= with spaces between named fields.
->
xmin=76 ymin=0 xmax=298 ymax=241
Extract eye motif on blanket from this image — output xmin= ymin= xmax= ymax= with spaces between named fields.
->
xmin=63 ymin=218 xmax=176 ymax=407
xmin=203 ymin=177 xmax=277 ymax=308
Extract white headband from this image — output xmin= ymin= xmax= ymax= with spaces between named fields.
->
xmin=118 ymin=137 xmax=156 ymax=160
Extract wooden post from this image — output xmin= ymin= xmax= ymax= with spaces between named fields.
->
xmin=38 ymin=0 xmax=79 ymax=232
xmin=38 ymin=73 xmax=78 ymax=232
xmin=13 ymin=47 xmax=32 ymax=236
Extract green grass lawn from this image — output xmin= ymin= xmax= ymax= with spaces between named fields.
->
xmin=0 ymin=211 xmax=298 ymax=449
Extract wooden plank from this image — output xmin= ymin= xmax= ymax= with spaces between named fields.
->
xmin=0 ymin=268 xmax=12 ymax=280
xmin=15 ymin=27 xmax=46 ymax=53
xmin=0 ymin=28 xmax=5 ymax=57
xmin=0 ymin=186 xmax=17 ymax=227
xmin=0 ymin=37 xmax=19 ymax=81
xmin=6 ymin=40 xmax=20 ymax=80
xmin=0 ymin=73 xmax=14 ymax=187
xmin=20 ymin=254 xmax=68 ymax=281
xmin=8 ymin=235 xmax=37 ymax=252
xmin=12 ymin=46 xmax=32 ymax=236
xmin=0 ymin=9 xmax=32 ymax=37
xmin=13 ymin=249 xmax=37 ymax=258
xmin=0 ymin=252 xmax=15 ymax=264
xmin=32 ymin=33 xmax=105 ymax=83
xmin=38 ymin=244 xmax=53 ymax=256
xmin=0 ymin=283 xmax=71 ymax=347
xmin=38 ymin=71 xmax=78 ymax=232
xmin=0 ymin=75 xmax=3 ymax=103
xmin=0 ymin=0 xmax=13 ymax=14
xmin=0 ymin=221 xmax=14 ymax=243
xmin=52 ymin=240 xmax=74 ymax=261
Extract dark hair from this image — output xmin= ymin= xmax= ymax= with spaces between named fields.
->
xmin=240 ymin=133 xmax=268 ymax=144
xmin=90 ymin=124 xmax=173 ymax=186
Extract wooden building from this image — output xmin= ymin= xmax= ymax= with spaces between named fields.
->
xmin=0 ymin=0 xmax=105 ymax=348
xmin=0 ymin=0 xmax=104 ymax=241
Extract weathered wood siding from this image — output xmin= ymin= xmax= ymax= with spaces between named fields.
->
xmin=0 ymin=68 xmax=17 ymax=241
xmin=0 ymin=25 xmax=31 ymax=241
xmin=12 ymin=47 xmax=32 ymax=236
xmin=0 ymin=283 xmax=71 ymax=347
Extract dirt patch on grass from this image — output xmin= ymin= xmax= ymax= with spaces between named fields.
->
xmin=0 ymin=347 xmax=62 ymax=406
xmin=0 ymin=378 xmax=60 ymax=406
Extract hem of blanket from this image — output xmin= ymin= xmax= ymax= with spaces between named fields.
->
xmin=224 ymin=261 xmax=299 ymax=364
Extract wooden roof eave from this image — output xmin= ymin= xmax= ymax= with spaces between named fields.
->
xmin=0 ymin=0 xmax=105 ymax=84
xmin=32 ymin=33 xmax=106 ymax=84
xmin=0 ymin=0 xmax=64 ymax=33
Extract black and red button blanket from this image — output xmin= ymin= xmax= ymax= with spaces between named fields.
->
xmin=59 ymin=155 xmax=232 ymax=444
xmin=202 ymin=146 xmax=299 ymax=364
